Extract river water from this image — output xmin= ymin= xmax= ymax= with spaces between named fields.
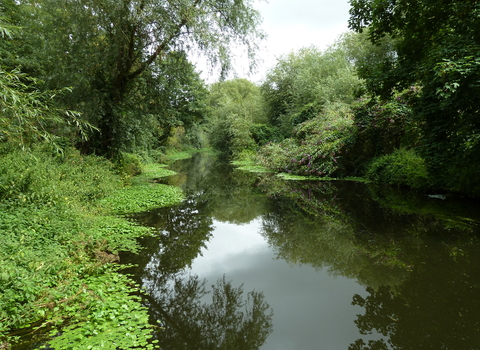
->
xmin=121 ymin=152 xmax=480 ymax=350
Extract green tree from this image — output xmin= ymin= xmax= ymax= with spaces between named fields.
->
xmin=0 ymin=16 xmax=93 ymax=150
xmin=349 ymin=0 xmax=480 ymax=196
xmin=16 ymin=0 xmax=264 ymax=156
xmin=207 ymin=78 xmax=265 ymax=158
xmin=261 ymin=45 xmax=362 ymax=136
xmin=339 ymin=30 xmax=398 ymax=97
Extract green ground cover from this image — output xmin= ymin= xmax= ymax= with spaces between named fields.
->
xmin=0 ymin=146 xmax=183 ymax=349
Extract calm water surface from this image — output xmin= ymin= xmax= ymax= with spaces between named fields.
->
xmin=122 ymin=153 xmax=480 ymax=350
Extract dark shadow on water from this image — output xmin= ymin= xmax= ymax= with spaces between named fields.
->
xmin=121 ymin=152 xmax=480 ymax=350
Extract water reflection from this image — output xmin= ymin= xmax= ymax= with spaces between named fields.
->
xmin=350 ymin=239 xmax=480 ymax=350
xmin=123 ymin=152 xmax=480 ymax=350
xmin=144 ymin=274 xmax=273 ymax=350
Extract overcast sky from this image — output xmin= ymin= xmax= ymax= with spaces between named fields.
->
xmin=197 ymin=0 xmax=353 ymax=83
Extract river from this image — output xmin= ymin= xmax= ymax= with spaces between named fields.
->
xmin=121 ymin=152 xmax=480 ymax=350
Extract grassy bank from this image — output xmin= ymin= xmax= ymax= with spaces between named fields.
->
xmin=0 ymin=145 xmax=183 ymax=349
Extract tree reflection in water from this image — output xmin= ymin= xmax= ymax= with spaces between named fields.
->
xmin=123 ymin=153 xmax=480 ymax=349
xmin=258 ymin=175 xmax=480 ymax=349
xmin=122 ymin=161 xmax=274 ymax=350
xmin=145 ymin=274 xmax=273 ymax=350
xmin=350 ymin=238 xmax=480 ymax=350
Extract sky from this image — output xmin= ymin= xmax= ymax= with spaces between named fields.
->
xmin=196 ymin=0 xmax=353 ymax=83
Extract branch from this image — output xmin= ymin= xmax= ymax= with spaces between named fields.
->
xmin=127 ymin=0 xmax=202 ymax=81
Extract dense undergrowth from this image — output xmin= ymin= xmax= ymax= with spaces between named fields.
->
xmin=0 ymin=144 xmax=183 ymax=349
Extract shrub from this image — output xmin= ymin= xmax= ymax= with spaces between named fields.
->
xmin=365 ymin=148 xmax=429 ymax=189
xmin=208 ymin=113 xmax=257 ymax=158
xmin=257 ymin=105 xmax=356 ymax=177
xmin=114 ymin=152 xmax=143 ymax=178
xmin=351 ymin=88 xmax=422 ymax=159
xmin=0 ymin=146 xmax=121 ymax=205
xmin=250 ymin=124 xmax=282 ymax=146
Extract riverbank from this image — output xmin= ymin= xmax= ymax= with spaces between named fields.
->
xmin=0 ymin=146 xmax=184 ymax=349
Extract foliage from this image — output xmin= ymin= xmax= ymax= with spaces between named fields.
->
xmin=103 ymin=177 xmax=184 ymax=215
xmin=0 ymin=68 xmax=93 ymax=150
xmin=365 ymin=149 xmax=429 ymax=190
xmin=257 ymin=104 xmax=356 ymax=177
xmin=348 ymin=87 xmax=423 ymax=173
xmin=0 ymin=145 xmax=159 ymax=348
xmin=261 ymin=45 xmax=362 ymax=136
xmin=114 ymin=152 xmax=143 ymax=179
xmin=250 ymin=123 xmax=283 ymax=146
xmin=15 ymin=0 xmax=263 ymax=156
xmin=349 ymin=0 xmax=480 ymax=197
xmin=207 ymin=78 xmax=265 ymax=158
xmin=339 ymin=30 xmax=398 ymax=97
xmin=231 ymin=160 xmax=270 ymax=174
xmin=45 ymin=271 xmax=158 ymax=350
xmin=0 ymin=146 xmax=121 ymax=205
xmin=84 ymin=215 xmax=152 ymax=254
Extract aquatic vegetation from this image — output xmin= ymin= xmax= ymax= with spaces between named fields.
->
xmin=130 ymin=163 xmax=177 ymax=184
xmin=237 ymin=165 xmax=271 ymax=173
xmin=102 ymin=183 xmax=184 ymax=215
xmin=276 ymin=173 xmax=325 ymax=181
xmin=42 ymin=269 xmax=158 ymax=350
xmin=0 ymin=147 xmax=184 ymax=348
xmin=104 ymin=162 xmax=184 ymax=214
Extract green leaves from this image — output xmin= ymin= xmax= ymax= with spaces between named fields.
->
xmin=45 ymin=272 xmax=158 ymax=350
xmin=102 ymin=162 xmax=184 ymax=214
xmin=0 ymin=148 xmax=185 ymax=348
xmin=207 ymin=79 xmax=264 ymax=159
xmin=102 ymin=183 xmax=184 ymax=215
xmin=261 ymin=46 xmax=361 ymax=136
xmin=257 ymin=104 xmax=356 ymax=178
xmin=0 ymin=69 xmax=96 ymax=150
xmin=348 ymin=0 xmax=480 ymax=195
xmin=15 ymin=0 xmax=263 ymax=155
xmin=365 ymin=148 xmax=429 ymax=189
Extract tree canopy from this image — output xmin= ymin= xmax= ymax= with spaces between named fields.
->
xmin=261 ymin=45 xmax=362 ymax=136
xmin=349 ymin=0 xmax=480 ymax=194
xmin=14 ymin=0 xmax=264 ymax=156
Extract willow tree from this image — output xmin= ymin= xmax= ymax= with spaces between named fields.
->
xmin=261 ymin=45 xmax=362 ymax=137
xmin=18 ymin=0 xmax=264 ymax=156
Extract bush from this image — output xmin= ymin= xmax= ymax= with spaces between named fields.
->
xmin=351 ymin=88 xmax=422 ymax=159
xmin=250 ymin=124 xmax=282 ymax=146
xmin=208 ymin=113 xmax=257 ymax=158
xmin=114 ymin=152 xmax=143 ymax=178
xmin=0 ymin=146 xmax=121 ymax=205
xmin=256 ymin=105 xmax=356 ymax=177
xmin=365 ymin=148 xmax=429 ymax=189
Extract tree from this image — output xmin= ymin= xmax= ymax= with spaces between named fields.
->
xmin=349 ymin=0 xmax=480 ymax=195
xmin=207 ymin=78 xmax=265 ymax=158
xmin=17 ymin=0 xmax=264 ymax=156
xmin=339 ymin=30 xmax=398 ymax=97
xmin=261 ymin=45 xmax=362 ymax=136
xmin=0 ymin=16 xmax=93 ymax=150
